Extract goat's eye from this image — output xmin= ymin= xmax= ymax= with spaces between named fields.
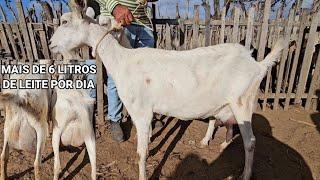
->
xmin=61 ymin=20 xmax=68 ymax=25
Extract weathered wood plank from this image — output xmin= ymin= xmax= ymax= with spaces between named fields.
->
xmin=192 ymin=5 xmax=199 ymax=49
xmin=0 ymin=23 xmax=11 ymax=54
xmin=16 ymin=0 xmax=34 ymax=60
xmin=165 ymin=23 xmax=171 ymax=50
xmin=273 ymin=10 xmax=294 ymax=110
xmin=96 ymin=55 xmax=104 ymax=126
xmin=294 ymin=10 xmax=320 ymax=104
xmin=245 ymin=7 xmax=254 ymax=49
xmin=82 ymin=46 xmax=90 ymax=60
xmin=284 ymin=11 xmax=308 ymax=110
xmin=27 ymin=23 xmax=38 ymax=60
xmin=258 ymin=0 xmax=271 ymax=111
xmin=11 ymin=24 xmax=26 ymax=60
xmin=39 ymin=24 xmax=50 ymax=59
xmin=232 ymin=7 xmax=240 ymax=43
xmin=220 ymin=7 xmax=226 ymax=43
xmin=3 ymin=23 xmax=19 ymax=59
xmin=204 ymin=4 xmax=211 ymax=46
xmin=305 ymin=52 xmax=320 ymax=109
xmin=257 ymin=0 xmax=271 ymax=62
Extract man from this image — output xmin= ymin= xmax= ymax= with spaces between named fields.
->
xmin=95 ymin=0 xmax=155 ymax=142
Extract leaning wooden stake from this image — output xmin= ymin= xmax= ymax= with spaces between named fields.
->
xmin=96 ymin=54 xmax=105 ymax=126
xmin=16 ymin=0 xmax=34 ymax=60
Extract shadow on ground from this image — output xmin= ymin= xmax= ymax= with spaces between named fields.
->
xmin=162 ymin=114 xmax=314 ymax=180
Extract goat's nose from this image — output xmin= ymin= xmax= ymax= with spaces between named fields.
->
xmin=48 ymin=40 xmax=52 ymax=46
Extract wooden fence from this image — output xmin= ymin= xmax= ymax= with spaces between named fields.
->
xmin=0 ymin=0 xmax=319 ymax=122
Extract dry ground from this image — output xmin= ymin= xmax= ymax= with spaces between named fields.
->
xmin=0 ymin=109 xmax=319 ymax=180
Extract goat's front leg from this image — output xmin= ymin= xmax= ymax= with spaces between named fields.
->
xmin=200 ymin=119 xmax=216 ymax=148
xmin=0 ymin=129 xmax=9 ymax=180
xmin=52 ymin=128 xmax=62 ymax=180
xmin=84 ymin=130 xmax=96 ymax=180
xmin=130 ymin=109 xmax=153 ymax=180
xmin=34 ymin=124 xmax=47 ymax=180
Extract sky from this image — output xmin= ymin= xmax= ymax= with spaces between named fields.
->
xmin=0 ymin=0 xmax=316 ymax=22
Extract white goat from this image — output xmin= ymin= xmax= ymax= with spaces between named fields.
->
xmin=0 ymin=72 xmax=50 ymax=180
xmin=51 ymin=67 xmax=96 ymax=180
xmin=49 ymin=4 xmax=285 ymax=179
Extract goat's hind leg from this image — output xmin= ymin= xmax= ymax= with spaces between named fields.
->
xmin=52 ymin=127 xmax=62 ymax=180
xmin=230 ymin=103 xmax=255 ymax=180
xmin=0 ymin=129 xmax=9 ymax=180
xmin=200 ymin=119 xmax=216 ymax=148
xmin=34 ymin=123 xmax=47 ymax=180
xmin=220 ymin=120 xmax=236 ymax=152
xmin=84 ymin=130 xmax=96 ymax=180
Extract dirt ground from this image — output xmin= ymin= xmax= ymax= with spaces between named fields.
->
xmin=0 ymin=109 xmax=319 ymax=180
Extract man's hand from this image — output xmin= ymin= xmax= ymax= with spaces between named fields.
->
xmin=112 ymin=5 xmax=134 ymax=26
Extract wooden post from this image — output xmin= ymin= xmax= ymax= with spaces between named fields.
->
xmin=245 ymin=7 xmax=255 ymax=49
xmin=273 ymin=10 xmax=294 ymax=110
xmin=192 ymin=5 xmax=200 ymax=49
xmin=3 ymin=23 xmax=19 ymax=59
xmin=12 ymin=24 xmax=26 ymax=61
xmin=96 ymin=55 xmax=104 ymax=126
xmin=232 ymin=7 xmax=240 ymax=43
xmin=294 ymin=10 xmax=320 ymax=104
xmin=16 ymin=0 xmax=34 ymax=60
xmin=257 ymin=0 xmax=271 ymax=62
xmin=305 ymin=52 xmax=320 ymax=110
xmin=257 ymin=0 xmax=271 ymax=111
xmin=27 ymin=23 xmax=38 ymax=60
xmin=82 ymin=46 xmax=90 ymax=60
xmin=152 ymin=3 xmax=157 ymax=48
xmin=39 ymin=24 xmax=50 ymax=59
xmin=220 ymin=7 xmax=226 ymax=44
xmin=204 ymin=3 xmax=211 ymax=47
xmin=0 ymin=23 xmax=11 ymax=54
xmin=284 ymin=11 xmax=308 ymax=110
xmin=165 ymin=23 xmax=171 ymax=50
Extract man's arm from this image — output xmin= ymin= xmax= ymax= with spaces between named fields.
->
xmin=98 ymin=0 xmax=134 ymax=26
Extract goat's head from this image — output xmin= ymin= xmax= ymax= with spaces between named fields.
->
xmin=49 ymin=0 xmax=114 ymax=56
xmin=49 ymin=0 xmax=91 ymax=54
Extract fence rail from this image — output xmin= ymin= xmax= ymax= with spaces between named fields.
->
xmin=0 ymin=0 xmax=319 ymax=120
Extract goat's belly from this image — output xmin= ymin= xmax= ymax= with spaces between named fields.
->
xmin=61 ymin=121 xmax=84 ymax=147
xmin=6 ymin=119 xmax=37 ymax=153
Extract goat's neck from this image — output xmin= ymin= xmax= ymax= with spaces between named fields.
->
xmin=87 ymin=23 xmax=128 ymax=77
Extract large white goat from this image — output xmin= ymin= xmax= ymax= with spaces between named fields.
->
xmin=0 ymin=71 xmax=50 ymax=180
xmin=49 ymin=3 xmax=286 ymax=179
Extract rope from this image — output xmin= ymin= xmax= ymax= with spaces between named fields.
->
xmin=95 ymin=30 xmax=113 ymax=58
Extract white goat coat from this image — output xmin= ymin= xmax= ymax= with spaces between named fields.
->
xmin=52 ymin=88 xmax=95 ymax=147
xmin=99 ymin=36 xmax=267 ymax=122
xmin=1 ymin=73 xmax=50 ymax=153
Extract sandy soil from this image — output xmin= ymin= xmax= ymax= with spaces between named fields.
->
xmin=0 ymin=109 xmax=319 ymax=180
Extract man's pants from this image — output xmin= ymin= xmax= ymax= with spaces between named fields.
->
xmin=86 ymin=24 xmax=154 ymax=122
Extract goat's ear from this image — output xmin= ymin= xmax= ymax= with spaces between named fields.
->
xmin=70 ymin=0 xmax=87 ymax=18
xmin=86 ymin=7 xmax=95 ymax=19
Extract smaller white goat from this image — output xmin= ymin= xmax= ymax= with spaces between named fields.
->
xmin=0 ymin=70 xmax=50 ymax=180
xmin=49 ymin=1 xmax=286 ymax=179
xmin=51 ymin=71 xmax=96 ymax=180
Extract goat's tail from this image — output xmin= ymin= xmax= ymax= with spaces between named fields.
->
xmin=260 ymin=38 xmax=286 ymax=68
